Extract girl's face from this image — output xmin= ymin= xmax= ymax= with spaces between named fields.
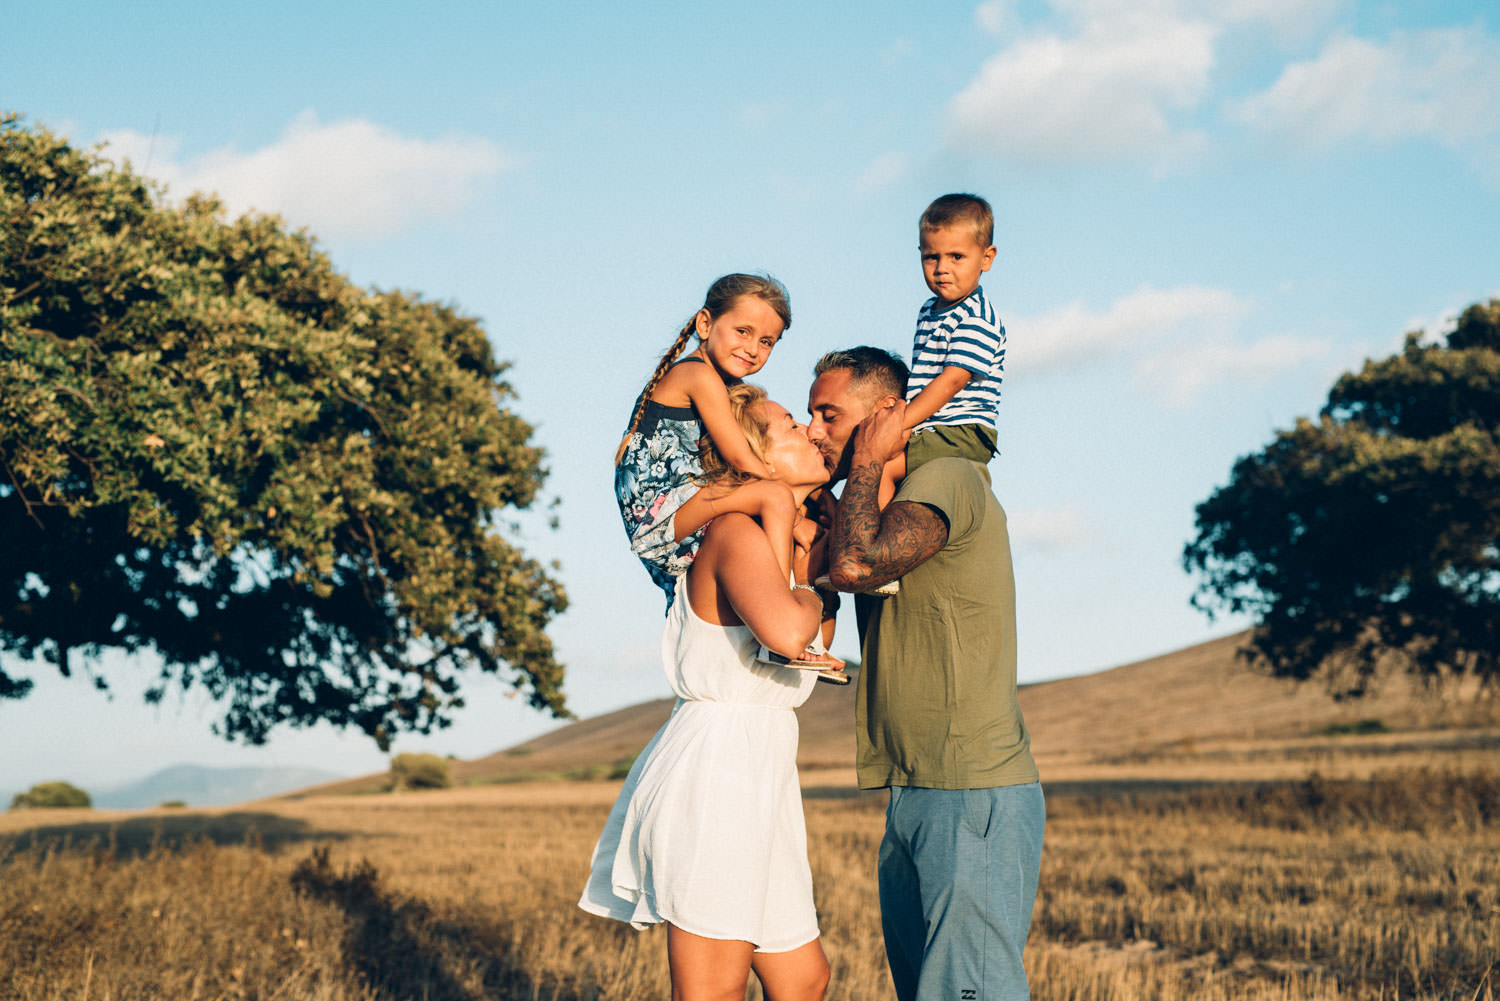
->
xmin=694 ymin=295 xmax=784 ymax=381
xmin=753 ymin=400 xmax=828 ymax=489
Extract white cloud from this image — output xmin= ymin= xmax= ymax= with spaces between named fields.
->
xmin=946 ymin=16 xmax=1215 ymax=164
xmin=946 ymin=0 xmax=1345 ymax=166
xmin=1012 ymin=284 xmax=1329 ymax=406
xmin=975 ymin=0 xmax=1014 ymax=35
xmin=1009 ymin=505 xmax=1094 ymax=552
xmin=1017 ymin=285 xmax=1248 ymax=372
xmin=1134 ymin=332 xmax=1330 ymax=406
xmin=1047 ymin=0 xmax=1338 ymax=34
xmin=1234 ymin=28 xmax=1500 ymax=164
xmin=98 ymin=110 xmax=510 ymax=243
xmin=854 ymin=152 xmax=909 ymax=194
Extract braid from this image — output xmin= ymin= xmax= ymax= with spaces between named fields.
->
xmin=616 ymin=273 xmax=791 ymax=466
xmin=625 ymin=318 xmax=697 ymax=441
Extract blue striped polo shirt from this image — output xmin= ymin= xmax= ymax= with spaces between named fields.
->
xmin=907 ymin=285 xmax=1006 ymax=432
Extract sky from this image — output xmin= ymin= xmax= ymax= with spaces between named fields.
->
xmin=3 ymin=0 xmax=1498 ymax=801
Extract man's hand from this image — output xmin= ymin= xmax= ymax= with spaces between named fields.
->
xmin=826 ymin=397 xmax=947 ymax=592
xmin=852 ymin=398 xmax=910 ymax=466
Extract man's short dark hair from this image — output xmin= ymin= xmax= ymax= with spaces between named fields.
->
xmin=813 ymin=346 xmax=909 ymax=401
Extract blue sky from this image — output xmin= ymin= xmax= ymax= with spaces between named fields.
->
xmin=4 ymin=0 xmax=1498 ymax=798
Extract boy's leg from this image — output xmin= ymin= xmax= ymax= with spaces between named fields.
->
xmin=880 ymin=784 xmax=1045 ymax=1001
xmin=906 ymin=425 xmax=997 ymax=473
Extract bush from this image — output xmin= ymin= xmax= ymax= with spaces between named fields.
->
xmin=9 ymin=780 xmax=91 ymax=810
xmin=1322 ymin=718 xmax=1390 ymax=736
xmin=388 ymin=753 xmax=452 ymax=791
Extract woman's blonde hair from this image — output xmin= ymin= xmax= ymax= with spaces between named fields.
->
xmin=696 ymin=383 xmax=769 ymax=487
xmin=616 ymin=274 xmax=791 ymax=464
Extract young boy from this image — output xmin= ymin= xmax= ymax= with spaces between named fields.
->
xmin=863 ymin=194 xmax=1004 ymax=595
xmin=877 ymin=193 xmax=1004 ymax=503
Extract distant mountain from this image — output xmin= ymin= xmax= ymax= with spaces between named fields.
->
xmin=93 ymin=763 xmax=344 ymax=809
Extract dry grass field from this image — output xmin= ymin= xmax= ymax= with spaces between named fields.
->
xmin=3 ymin=633 xmax=1498 ymax=1000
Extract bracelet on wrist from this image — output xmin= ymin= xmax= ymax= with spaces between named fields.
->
xmin=791 ymin=583 xmax=817 ymax=595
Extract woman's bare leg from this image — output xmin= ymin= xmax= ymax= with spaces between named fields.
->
xmin=751 ymin=938 xmax=831 ymax=1001
xmin=666 ymin=924 xmax=754 ymax=1001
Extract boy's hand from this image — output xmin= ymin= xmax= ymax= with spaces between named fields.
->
xmin=852 ymin=399 xmax=910 ymax=466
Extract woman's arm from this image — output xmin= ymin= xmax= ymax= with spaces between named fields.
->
xmin=689 ymin=513 xmax=822 ymax=658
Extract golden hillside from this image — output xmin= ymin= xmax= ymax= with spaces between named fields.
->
xmin=294 ymin=630 xmax=1497 ymax=798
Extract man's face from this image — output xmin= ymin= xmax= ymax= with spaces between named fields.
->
xmin=807 ymin=367 xmax=879 ymax=483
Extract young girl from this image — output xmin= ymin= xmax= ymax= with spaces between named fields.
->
xmin=615 ymin=273 xmax=799 ymax=613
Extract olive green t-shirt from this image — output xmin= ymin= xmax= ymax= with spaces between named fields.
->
xmin=855 ymin=457 xmax=1039 ymax=790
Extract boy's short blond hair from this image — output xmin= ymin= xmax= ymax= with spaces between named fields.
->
xmin=920 ymin=193 xmax=994 ymax=247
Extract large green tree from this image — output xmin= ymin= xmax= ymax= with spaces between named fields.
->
xmin=0 ymin=114 xmax=568 ymax=746
xmin=1184 ymin=299 xmax=1500 ymax=695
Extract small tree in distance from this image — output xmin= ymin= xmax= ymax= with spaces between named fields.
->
xmin=10 ymin=781 xmax=91 ymax=810
xmin=0 ymin=114 xmax=569 ymax=748
xmin=1184 ymin=299 xmax=1500 ymax=696
xmin=389 ymin=752 xmax=453 ymax=791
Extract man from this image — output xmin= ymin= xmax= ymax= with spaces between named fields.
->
xmin=807 ymin=346 xmax=1043 ymax=1001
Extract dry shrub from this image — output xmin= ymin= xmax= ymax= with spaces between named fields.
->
xmin=388 ymin=752 xmax=453 ymax=791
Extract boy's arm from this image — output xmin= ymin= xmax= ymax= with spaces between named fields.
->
xmin=680 ymin=364 xmax=775 ymax=479
xmin=903 ymin=365 xmax=972 ymax=429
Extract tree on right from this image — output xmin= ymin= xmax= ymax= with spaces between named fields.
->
xmin=1184 ymin=298 xmax=1500 ymax=696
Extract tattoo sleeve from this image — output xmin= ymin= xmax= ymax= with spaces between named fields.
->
xmin=829 ymin=456 xmax=949 ymax=589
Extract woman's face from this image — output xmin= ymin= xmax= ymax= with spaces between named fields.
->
xmin=753 ymin=400 xmax=828 ymax=489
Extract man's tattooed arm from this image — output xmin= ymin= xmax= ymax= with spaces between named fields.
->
xmin=828 ymin=454 xmax=948 ymax=590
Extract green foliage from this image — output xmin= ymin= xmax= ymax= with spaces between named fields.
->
xmin=0 ymin=114 xmax=569 ymax=746
xmin=1185 ymin=298 xmax=1500 ymax=695
xmin=9 ymin=780 xmax=91 ymax=809
xmin=388 ymin=752 xmax=452 ymax=791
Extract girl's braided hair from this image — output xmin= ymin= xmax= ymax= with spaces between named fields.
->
xmin=617 ymin=273 xmax=791 ymax=462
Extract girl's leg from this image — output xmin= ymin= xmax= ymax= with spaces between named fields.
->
xmin=675 ymin=480 xmax=796 ymax=582
xmin=751 ymin=938 xmax=831 ymax=1001
xmin=666 ymin=924 xmax=754 ymax=1001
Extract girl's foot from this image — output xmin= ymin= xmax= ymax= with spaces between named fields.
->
xmin=755 ymin=642 xmax=850 ymax=685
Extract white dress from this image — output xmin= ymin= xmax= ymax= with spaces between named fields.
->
xmin=578 ymin=573 xmax=820 ymax=952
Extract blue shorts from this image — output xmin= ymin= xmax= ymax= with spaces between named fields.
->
xmin=878 ymin=783 xmax=1045 ymax=1001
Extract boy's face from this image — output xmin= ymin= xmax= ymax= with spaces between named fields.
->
xmin=919 ymin=224 xmax=996 ymax=307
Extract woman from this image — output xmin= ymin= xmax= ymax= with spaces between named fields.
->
xmin=579 ymin=384 xmax=836 ymax=1001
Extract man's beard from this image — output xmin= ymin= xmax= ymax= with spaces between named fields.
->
xmin=822 ymin=438 xmax=855 ymax=485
